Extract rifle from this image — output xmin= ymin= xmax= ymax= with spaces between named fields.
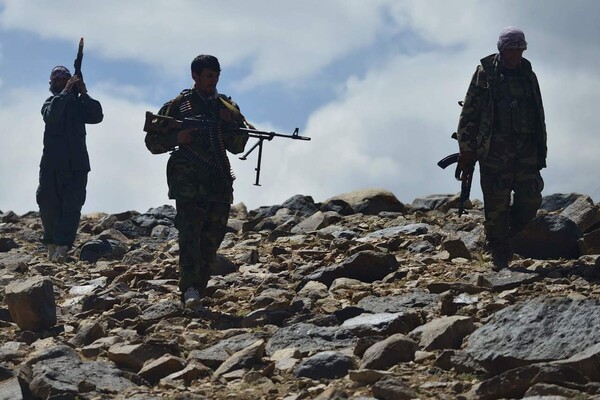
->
xmin=438 ymin=101 xmax=475 ymax=216
xmin=74 ymin=37 xmax=84 ymax=80
xmin=143 ymin=111 xmax=311 ymax=186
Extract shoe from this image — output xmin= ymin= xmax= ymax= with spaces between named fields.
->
xmin=47 ymin=244 xmax=57 ymax=261
xmin=183 ymin=287 xmax=202 ymax=309
xmin=489 ymin=241 xmax=513 ymax=271
xmin=53 ymin=245 xmax=69 ymax=263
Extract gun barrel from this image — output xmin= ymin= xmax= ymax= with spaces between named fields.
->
xmin=240 ymin=128 xmax=310 ymax=141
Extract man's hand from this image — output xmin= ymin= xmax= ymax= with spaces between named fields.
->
xmin=219 ymin=108 xmax=235 ymax=123
xmin=458 ymin=151 xmax=477 ymax=172
xmin=76 ymin=76 xmax=87 ymax=94
xmin=177 ymin=128 xmax=196 ymax=144
xmin=65 ymin=76 xmax=80 ymax=93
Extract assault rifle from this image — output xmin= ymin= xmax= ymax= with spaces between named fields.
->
xmin=143 ymin=111 xmax=310 ymax=186
xmin=438 ymin=100 xmax=475 ymax=216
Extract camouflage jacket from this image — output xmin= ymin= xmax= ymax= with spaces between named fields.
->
xmin=457 ymin=54 xmax=547 ymax=168
xmin=145 ymin=89 xmax=249 ymax=203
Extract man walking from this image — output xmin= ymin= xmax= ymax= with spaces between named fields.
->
xmin=456 ymin=27 xmax=547 ymax=270
xmin=145 ymin=55 xmax=249 ymax=308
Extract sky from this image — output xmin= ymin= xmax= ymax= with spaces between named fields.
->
xmin=1 ymin=0 xmax=599 ymax=215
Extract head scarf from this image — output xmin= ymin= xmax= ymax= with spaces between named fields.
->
xmin=49 ymin=66 xmax=72 ymax=95
xmin=49 ymin=66 xmax=72 ymax=81
xmin=497 ymin=26 xmax=527 ymax=52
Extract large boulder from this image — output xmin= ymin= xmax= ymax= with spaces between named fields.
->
xmin=513 ymin=214 xmax=582 ymax=259
xmin=322 ymin=189 xmax=405 ymax=215
xmin=4 ymin=277 xmax=56 ymax=331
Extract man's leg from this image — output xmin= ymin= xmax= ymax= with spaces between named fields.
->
xmin=36 ymin=168 xmax=60 ymax=259
xmin=199 ymin=201 xmax=230 ymax=286
xmin=481 ymin=166 xmax=514 ymax=270
xmin=54 ymin=170 xmax=88 ymax=248
xmin=175 ymin=199 xmax=208 ymax=304
xmin=510 ymin=142 xmax=543 ymax=236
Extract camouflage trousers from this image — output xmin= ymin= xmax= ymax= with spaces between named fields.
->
xmin=175 ymin=199 xmax=230 ymax=297
xmin=479 ymin=134 xmax=544 ymax=245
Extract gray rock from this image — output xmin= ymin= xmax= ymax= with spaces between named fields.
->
xmin=4 ymin=276 xmax=56 ymax=331
xmin=323 ymin=189 xmax=405 ymax=215
xmin=560 ymin=195 xmax=600 ymax=233
xmin=21 ymin=345 xmax=143 ymax=399
xmin=360 ymin=333 xmax=418 ymax=369
xmin=540 ymin=193 xmax=583 ymax=212
xmin=69 ymin=321 xmax=105 ymax=347
xmin=578 ymin=228 xmax=600 ymax=255
xmin=140 ymin=301 xmax=181 ymax=323
xmin=301 ymin=250 xmax=399 ymax=288
xmin=466 ymin=363 xmax=588 ymax=400
xmin=357 ymin=291 xmax=440 ymax=313
xmin=290 ymin=211 xmax=340 ymax=234
xmin=0 ymin=378 xmax=23 ymax=400
xmin=80 ymin=238 xmax=127 ymax=263
xmin=478 ymin=269 xmax=541 ymax=291
xmin=138 ymin=354 xmax=185 ymax=384
xmin=293 ymin=351 xmax=355 ymax=379
xmin=513 ymin=214 xmax=582 ymax=259
xmin=466 ymin=297 xmax=600 ymax=374
xmin=150 ymin=224 xmax=178 ymax=240
xmin=371 ymin=376 xmax=419 ymax=400
xmin=409 ymin=315 xmax=475 ymax=351
xmin=0 ymin=211 xmax=19 ymax=223
xmin=341 ymin=312 xmax=422 ymax=337
xmin=410 ymin=194 xmax=455 ymax=212
xmin=213 ymin=339 xmax=265 ymax=378
xmin=0 ymin=252 xmax=32 ymax=272
xmin=0 ymin=238 xmax=19 ymax=253
xmin=266 ymin=323 xmax=356 ymax=356
xmin=554 ymin=342 xmax=600 ymax=381
xmin=442 ymin=237 xmax=472 ymax=260
xmin=281 ymin=194 xmax=320 ymax=217
xmin=108 ymin=342 xmax=173 ymax=371
xmin=121 ymin=247 xmax=156 ymax=265
xmin=361 ymin=223 xmax=430 ymax=240
xmin=188 ymin=332 xmax=266 ymax=369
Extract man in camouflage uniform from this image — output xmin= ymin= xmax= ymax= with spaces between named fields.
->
xmin=145 ymin=55 xmax=249 ymax=307
xmin=456 ymin=27 xmax=547 ymax=270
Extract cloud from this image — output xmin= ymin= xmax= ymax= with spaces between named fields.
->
xmin=0 ymin=0 xmax=392 ymax=89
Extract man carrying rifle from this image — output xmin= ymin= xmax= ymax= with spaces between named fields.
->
xmin=37 ymin=61 xmax=103 ymax=262
xmin=145 ymin=55 xmax=249 ymax=308
xmin=456 ymin=27 xmax=547 ymax=271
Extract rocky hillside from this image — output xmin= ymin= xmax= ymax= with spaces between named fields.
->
xmin=1 ymin=188 xmax=600 ymax=400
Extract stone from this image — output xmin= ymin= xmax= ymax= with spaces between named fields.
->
xmin=371 ymin=376 xmax=418 ymax=400
xmin=578 ymin=228 xmax=600 ymax=255
xmin=323 ymin=189 xmax=405 ymax=215
xmin=0 ymin=238 xmax=19 ymax=253
xmin=4 ymin=276 xmax=56 ymax=331
xmin=266 ymin=323 xmax=356 ymax=356
xmin=442 ymin=237 xmax=472 ymax=260
xmin=80 ymin=238 xmax=127 ymax=263
xmin=513 ymin=214 xmax=582 ymax=259
xmin=341 ymin=312 xmax=422 ymax=337
xmin=213 ymin=339 xmax=265 ymax=378
xmin=540 ymin=193 xmax=582 ymax=212
xmin=293 ymin=351 xmax=355 ymax=379
xmin=108 ymin=343 xmax=173 ymax=371
xmin=188 ymin=332 xmax=266 ymax=369
xmin=409 ymin=315 xmax=475 ymax=351
xmin=359 ymin=334 xmax=418 ymax=370
xmin=138 ymin=354 xmax=185 ymax=384
xmin=560 ymin=195 xmax=600 ymax=233
xmin=466 ymin=297 xmax=600 ymax=374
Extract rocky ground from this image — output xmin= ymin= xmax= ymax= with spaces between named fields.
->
xmin=1 ymin=188 xmax=600 ymax=400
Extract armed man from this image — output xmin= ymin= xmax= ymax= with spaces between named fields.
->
xmin=456 ymin=26 xmax=547 ymax=271
xmin=37 ymin=63 xmax=103 ymax=262
xmin=145 ymin=55 xmax=249 ymax=308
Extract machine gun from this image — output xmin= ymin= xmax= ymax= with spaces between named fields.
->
xmin=143 ymin=111 xmax=311 ymax=186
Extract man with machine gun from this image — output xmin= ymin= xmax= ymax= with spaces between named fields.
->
xmin=145 ymin=55 xmax=250 ymax=308
xmin=456 ymin=27 xmax=547 ymax=271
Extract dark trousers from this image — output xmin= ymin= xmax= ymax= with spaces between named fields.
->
xmin=36 ymin=168 xmax=88 ymax=247
xmin=175 ymin=199 xmax=230 ymax=296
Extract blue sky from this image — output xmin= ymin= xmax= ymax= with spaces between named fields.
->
xmin=1 ymin=0 xmax=599 ymax=215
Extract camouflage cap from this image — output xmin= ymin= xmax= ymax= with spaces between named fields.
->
xmin=497 ymin=26 xmax=528 ymax=51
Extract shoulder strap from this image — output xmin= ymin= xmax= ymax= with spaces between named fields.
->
xmin=219 ymin=96 xmax=255 ymax=129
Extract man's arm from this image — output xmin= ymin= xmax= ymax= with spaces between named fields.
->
xmin=456 ymin=67 xmax=486 ymax=156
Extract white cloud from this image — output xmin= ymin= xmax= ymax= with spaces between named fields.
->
xmin=0 ymin=0 xmax=392 ymax=89
xmin=1 ymin=1 xmax=599 ymax=216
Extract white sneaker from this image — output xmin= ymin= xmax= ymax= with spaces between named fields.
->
xmin=53 ymin=245 xmax=69 ymax=263
xmin=47 ymin=244 xmax=57 ymax=261
xmin=183 ymin=287 xmax=202 ymax=309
